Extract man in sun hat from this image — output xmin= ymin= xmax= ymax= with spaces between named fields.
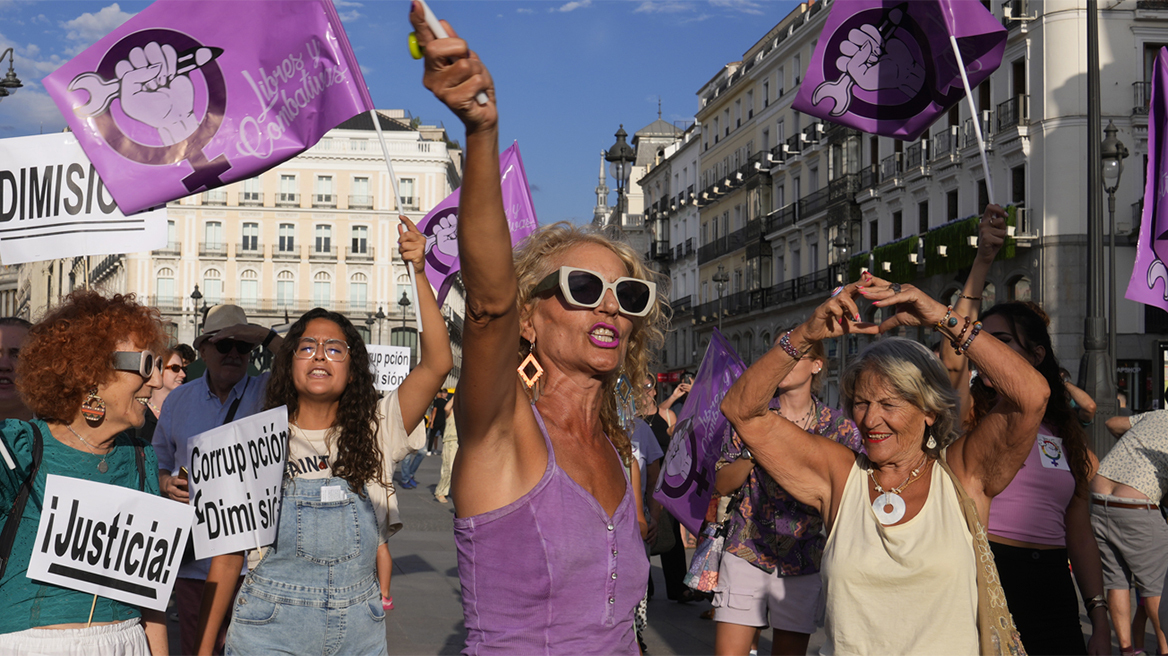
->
xmin=153 ymin=304 xmax=284 ymax=654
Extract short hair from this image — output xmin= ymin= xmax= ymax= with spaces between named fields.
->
xmin=514 ymin=222 xmax=670 ymax=465
xmin=839 ymin=338 xmax=959 ymax=458
xmin=174 ymin=343 xmax=196 ymax=364
xmin=0 ymin=317 xmax=32 ymax=330
xmin=19 ymin=291 xmax=165 ymax=423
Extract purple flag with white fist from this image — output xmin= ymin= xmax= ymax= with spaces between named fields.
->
xmin=418 ymin=142 xmax=539 ymax=306
xmin=1127 ymin=48 xmax=1168 ymax=310
xmin=43 ymin=0 xmax=373 ymax=216
xmin=653 ymin=330 xmax=746 ymax=536
xmin=794 ymin=0 xmax=1006 ymax=141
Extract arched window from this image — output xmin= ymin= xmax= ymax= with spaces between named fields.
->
xmin=1008 ymin=276 xmax=1031 ymax=302
xmin=742 ymin=333 xmax=753 ymax=363
xmin=203 ymin=269 xmax=222 ymax=304
xmin=313 ymin=271 xmax=332 ymax=307
xmin=156 ymin=268 xmax=175 ymax=308
xmin=982 ymin=282 xmax=997 ymax=308
xmin=350 ymin=272 xmax=368 ymax=312
xmin=277 ymin=270 xmax=295 ymax=308
xmin=240 ymin=270 xmax=259 ymax=310
xmin=395 ymin=273 xmax=413 ymax=306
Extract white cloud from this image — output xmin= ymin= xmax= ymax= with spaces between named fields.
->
xmin=517 ymin=7 xmax=535 ymax=13
xmin=634 ymin=1 xmax=694 ymax=13
xmin=32 ymin=14 xmax=51 ymax=26
xmin=338 ymin=10 xmax=361 ymax=22
xmin=0 ymin=88 xmax=70 ymax=139
xmin=359 ymin=64 xmax=372 ymax=76
xmin=552 ymin=0 xmax=591 ymax=12
xmin=61 ymin=3 xmax=136 ymax=49
xmin=333 ymin=0 xmax=363 ymax=6
xmin=709 ymin=0 xmax=764 ymax=15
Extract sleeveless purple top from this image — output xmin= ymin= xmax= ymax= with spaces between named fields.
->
xmin=453 ymin=407 xmax=648 ymax=655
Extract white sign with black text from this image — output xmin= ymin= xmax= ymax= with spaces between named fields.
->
xmin=26 ymin=475 xmax=193 ymax=612
xmin=368 ymin=345 xmax=411 ymax=391
xmin=187 ymin=407 xmax=288 ymax=559
xmin=0 ymin=133 xmax=167 ymax=265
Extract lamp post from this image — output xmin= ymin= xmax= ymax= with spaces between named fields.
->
xmin=712 ymin=264 xmax=729 ymax=332
xmin=190 ymin=285 xmax=204 ymax=337
xmin=832 ymin=231 xmax=853 ymax=406
xmin=605 ymin=126 xmax=636 ymax=230
xmin=375 ymin=306 xmax=387 ymax=344
xmin=398 ymin=292 xmax=412 ymax=366
xmin=365 ymin=314 xmax=376 ymax=345
xmin=0 ymin=48 xmax=23 ymax=102
xmin=1102 ymin=120 xmax=1128 ymax=427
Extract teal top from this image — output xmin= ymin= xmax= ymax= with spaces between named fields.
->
xmin=0 ymin=419 xmax=160 ymax=633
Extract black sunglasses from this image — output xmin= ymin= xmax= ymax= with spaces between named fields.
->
xmin=164 ymin=364 xmax=184 ymax=374
xmin=215 ymin=340 xmax=255 ymax=355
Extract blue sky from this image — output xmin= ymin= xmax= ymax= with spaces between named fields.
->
xmin=0 ymin=0 xmax=802 ymax=224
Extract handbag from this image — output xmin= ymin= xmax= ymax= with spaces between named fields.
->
xmin=649 ymin=510 xmax=677 ymax=556
xmin=682 ymin=491 xmax=742 ymax=592
xmin=937 ymin=455 xmax=1027 ymax=656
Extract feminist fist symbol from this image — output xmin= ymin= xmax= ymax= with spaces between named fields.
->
xmin=424 ymin=214 xmax=460 ymax=261
xmin=115 ymin=42 xmax=199 ymax=146
xmin=837 ymin=24 xmax=924 ymax=98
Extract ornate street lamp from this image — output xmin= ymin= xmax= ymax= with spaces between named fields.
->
xmin=605 ymin=126 xmax=636 ymax=229
xmin=365 ymin=314 xmax=376 ymax=345
xmin=397 ymin=293 xmax=412 ymax=365
xmin=712 ymin=264 xmax=729 ymax=332
xmin=375 ymin=305 xmax=387 ymax=344
xmin=1102 ymin=120 xmax=1128 ymax=424
xmin=0 ymin=48 xmax=23 ymax=102
xmin=190 ymin=285 xmax=205 ymax=337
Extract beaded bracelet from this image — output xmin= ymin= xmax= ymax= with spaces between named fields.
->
xmin=935 ymin=305 xmax=959 ymax=332
xmin=956 ymin=321 xmax=983 ymax=356
xmin=950 ymin=316 xmax=973 ymax=351
xmin=779 ymin=330 xmax=810 ymax=360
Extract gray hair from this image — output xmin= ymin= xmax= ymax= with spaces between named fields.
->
xmin=839 ymin=337 xmax=960 ymax=458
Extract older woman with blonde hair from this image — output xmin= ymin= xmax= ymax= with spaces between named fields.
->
xmin=722 ymin=268 xmax=1050 ymax=654
xmin=412 ymin=8 xmax=667 ymax=653
xmin=0 ymin=290 xmax=168 ymax=655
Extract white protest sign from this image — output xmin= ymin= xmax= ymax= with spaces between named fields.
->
xmin=27 ymin=475 xmax=193 ymax=612
xmin=0 ymin=133 xmax=167 ymax=265
xmin=367 ymin=345 xmax=411 ymax=391
xmin=187 ymin=407 xmax=288 ymax=559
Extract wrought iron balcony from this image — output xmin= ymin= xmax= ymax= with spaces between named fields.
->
xmin=1134 ymin=81 xmax=1151 ymax=116
xmin=996 ymin=95 xmax=1028 ymax=131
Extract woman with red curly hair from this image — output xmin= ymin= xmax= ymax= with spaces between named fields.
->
xmin=0 ymin=290 xmax=168 ymax=655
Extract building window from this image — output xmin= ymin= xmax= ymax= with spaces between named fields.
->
xmin=167 ymin=220 xmax=177 ymax=250
xmin=315 ymin=225 xmax=332 ymax=253
xmin=315 ymin=175 xmax=334 ymax=206
xmin=351 ymin=176 xmax=371 ymax=208
xmin=277 ymin=271 xmax=295 ymax=308
xmin=203 ymin=269 xmax=223 ymax=305
xmin=204 ymin=221 xmax=223 ymax=248
xmin=242 ymin=223 xmax=259 ymax=252
xmin=156 ymin=268 xmax=174 ymax=306
xmin=279 ymin=174 xmax=297 ymax=205
xmin=278 ymin=223 xmax=295 ymax=253
xmin=869 ymin=220 xmax=879 ymax=250
xmin=1011 ymin=165 xmax=1026 ymax=206
xmin=351 ymin=226 xmax=368 ymax=254
xmin=1009 ymin=276 xmax=1032 ymax=302
xmin=893 ymin=211 xmax=903 ymax=240
xmin=947 ymin=190 xmax=959 ymax=221
xmin=977 ymin=180 xmax=988 ymax=212
xmin=313 ymin=271 xmax=332 ymax=307
xmin=918 ymin=201 xmax=929 ymax=234
xmin=242 ymin=177 xmax=261 ymax=205
xmin=399 ymin=178 xmax=416 ymax=210
xmin=240 ymin=270 xmax=259 ymax=310
xmin=350 ymin=273 xmax=368 ymax=312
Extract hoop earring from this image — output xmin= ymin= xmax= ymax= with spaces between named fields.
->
xmin=81 ymin=388 xmax=106 ymax=427
xmin=614 ymin=372 xmax=637 ymax=435
xmin=518 ymin=338 xmax=545 ymax=402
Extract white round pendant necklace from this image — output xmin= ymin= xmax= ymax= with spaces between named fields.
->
xmin=868 ymin=455 xmax=930 ymax=525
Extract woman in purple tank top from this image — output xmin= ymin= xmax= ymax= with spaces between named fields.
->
xmin=411 ymin=6 xmax=669 ymax=654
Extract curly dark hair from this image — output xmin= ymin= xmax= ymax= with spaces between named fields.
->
xmin=18 ymin=290 xmax=165 ymax=423
xmin=969 ymin=302 xmax=1092 ymax=495
xmin=265 ymin=308 xmax=384 ymax=496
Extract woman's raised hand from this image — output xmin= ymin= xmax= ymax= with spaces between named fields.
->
xmin=409 ymin=1 xmax=496 ymax=132
xmin=975 ymin=204 xmax=1009 ymax=266
xmin=859 ymin=273 xmax=948 ymax=332
xmin=397 ymin=215 xmax=426 ymax=274
xmin=798 ymin=282 xmax=880 ymax=343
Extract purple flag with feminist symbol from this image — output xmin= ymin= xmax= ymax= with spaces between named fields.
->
xmin=794 ymin=0 xmax=1006 ymax=141
xmin=417 ymin=142 xmax=539 ymax=306
xmin=1128 ymin=48 xmax=1168 ymax=310
xmin=653 ymin=330 xmax=746 ymax=535
xmin=43 ymin=0 xmax=373 ymax=216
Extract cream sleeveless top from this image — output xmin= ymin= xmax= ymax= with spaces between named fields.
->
xmin=820 ymin=455 xmax=978 ymax=655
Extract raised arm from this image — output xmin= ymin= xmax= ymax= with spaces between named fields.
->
xmin=867 ymin=276 xmax=1049 ymax=515
xmin=410 ymin=4 xmax=518 ymax=450
xmin=395 ymin=216 xmax=453 ymax=431
xmin=939 ymin=205 xmax=1007 ymax=422
xmin=721 ymin=284 xmax=877 ymax=525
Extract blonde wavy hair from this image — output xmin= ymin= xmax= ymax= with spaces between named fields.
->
xmin=514 ymin=222 xmax=670 ymax=465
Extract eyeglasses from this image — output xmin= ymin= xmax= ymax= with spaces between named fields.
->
xmin=532 ymin=266 xmax=656 ymax=318
xmin=294 ymin=337 xmax=350 ymax=362
xmin=164 ymin=364 xmax=184 ymax=374
xmin=215 ymin=340 xmax=255 ymax=355
xmin=112 ymin=350 xmax=157 ymax=378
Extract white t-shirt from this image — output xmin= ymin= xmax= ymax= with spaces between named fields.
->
xmin=285 ymin=390 xmax=426 ymax=542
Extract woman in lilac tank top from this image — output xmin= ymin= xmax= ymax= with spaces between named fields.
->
xmin=411 ymin=7 xmax=669 ymax=654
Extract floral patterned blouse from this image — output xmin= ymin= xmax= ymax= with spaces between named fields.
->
xmin=716 ymin=397 xmax=862 ymax=576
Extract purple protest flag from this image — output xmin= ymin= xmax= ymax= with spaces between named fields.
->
xmin=1128 ymin=48 xmax=1168 ymax=309
xmin=794 ymin=0 xmax=1006 ymax=141
xmin=653 ymin=329 xmax=746 ymax=536
xmin=418 ymin=142 xmax=540 ymax=306
xmin=42 ymin=0 xmax=373 ymax=216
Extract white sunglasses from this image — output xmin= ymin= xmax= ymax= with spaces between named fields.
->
xmin=532 ymin=266 xmax=657 ymax=318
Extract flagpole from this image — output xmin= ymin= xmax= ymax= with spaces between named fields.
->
xmin=949 ymin=36 xmax=996 ymax=204
xmin=370 ymin=110 xmax=424 ymax=335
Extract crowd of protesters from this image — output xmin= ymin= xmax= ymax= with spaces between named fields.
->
xmin=7 ymin=7 xmax=1168 ymax=656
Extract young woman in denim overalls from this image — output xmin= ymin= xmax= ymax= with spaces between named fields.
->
xmin=195 ymin=220 xmax=452 ymax=655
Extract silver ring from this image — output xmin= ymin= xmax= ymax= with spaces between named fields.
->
xmin=890 ymin=283 xmax=902 ymax=294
